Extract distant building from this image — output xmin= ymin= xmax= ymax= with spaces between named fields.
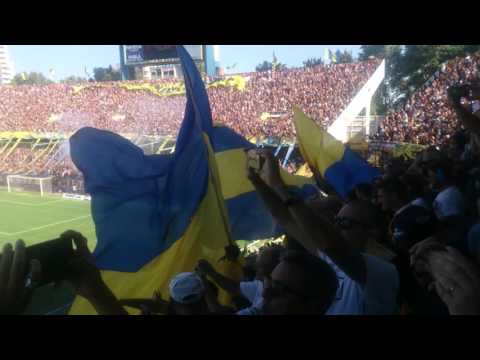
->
xmin=142 ymin=64 xmax=178 ymax=80
xmin=0 ymin=45 xmax=14 ymax=84
xmin=121 ymin=45 xmax=219 ymax=80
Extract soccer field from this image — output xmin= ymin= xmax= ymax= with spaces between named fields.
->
xmin=0 ymin=190 xmax=97 ymax=250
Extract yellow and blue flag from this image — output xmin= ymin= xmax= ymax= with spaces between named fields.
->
xmin=68 ymin=46 xmax=238 ymax=314
xmin=293 ymin=107 xmax=379 ymax=199
xmin=68 ymin=47 xmax=317 ymax=314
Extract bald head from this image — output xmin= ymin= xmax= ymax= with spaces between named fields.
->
xmin=338 ymin=200 xmax=381 ymax=227
xmin=307 ymin=196 xmax=343 ymax=222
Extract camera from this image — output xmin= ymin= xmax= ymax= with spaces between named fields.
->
xmin=0 ymin=237 xmax=75 ymax=286
xmin=246 ymin=150 xmax=266 ymax=171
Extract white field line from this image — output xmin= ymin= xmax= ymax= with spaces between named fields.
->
xmin=0 ymin=215 xmax=91 ymax=236
xmin=0 ymin=199 xmax=65 ymax=207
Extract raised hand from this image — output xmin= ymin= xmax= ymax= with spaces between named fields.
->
xmin=429 ymin=247 xmax=480 ymax=315
xmin=60 ymin=230 xmax=103 ymax=299
xmin=246 ymin=148 xmax=283 ymax=189
xmin=410 ymin=237 xmax=446 ymax=267
xmin=0 ymin=240 xmax=42 ymax=315
xmin=197 ymin=259 xmax=216 ymax=277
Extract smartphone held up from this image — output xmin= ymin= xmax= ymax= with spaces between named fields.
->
xmin=0 ymin=237 xmax=75 ymax=286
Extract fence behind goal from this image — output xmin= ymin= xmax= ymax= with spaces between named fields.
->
xmin=6 ymin=175 xmax=53 ymax=196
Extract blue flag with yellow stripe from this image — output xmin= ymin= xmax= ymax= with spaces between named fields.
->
xmin=293 ymin=107 xmax=379 ymax=199
xmin=69 ymin=46 xmax=236 ymax=314
xmin=68 ymin=47 xmax=316 ymax=314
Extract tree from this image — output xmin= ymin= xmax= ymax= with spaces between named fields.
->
xmin=390 ymin=45 xmax=480 ymax=98
xmin=60 ymin=75 xmax=88 ymax=84
xmin=358 ymin=45 xmax=388 ymax=61
xmin=11 ymin=72 xmax=53 ymax=86
xmin=255 ymin=61 xmax=287 ymax=72
xmin=303 ymin=58 xmax=324 ymax=68
xmin=255 ymin=53 xmax=287 ymax=72
xmin=337 ymin=50 xmax=354 ymax=64
xmin=93 ymin=65 xmax=122 ymax=82
xmin=256 ymin=61 xmax=273 ymax=72
xmin=360 ymin=45 xmax=480 ymax=113
xmin=335 ymin=49 xmax=342 ymax=63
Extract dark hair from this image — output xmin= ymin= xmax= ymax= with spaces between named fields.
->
xmin=426 ymin=159 xmax=454 ymax=182
xmin=355 ymin=183 xmax=374 ymax=199
xmin=280 ymin=250 xmax=338 ymax=313
xmin=401 ymin=173 xmax=426 ymax=199
xmin=346 ymin=199 xmax=385 ymax=227
xmin=377 ymin=177 xmax=409 ymax=201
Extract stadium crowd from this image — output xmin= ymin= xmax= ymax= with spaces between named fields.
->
xmin=209 ymin=60 xmax=379 ymax=139
xmin=0 ymin=59 xmax=379 ymax=140
xmin=0 ymin=60 xmax=379 ymax=192
xmin=4 ymin=53 xmax=480 ymax=315
xmin=373 ymin=53 xmax=480 ymax=145
xmin=2 ymin=80 xmax=480 ymax=315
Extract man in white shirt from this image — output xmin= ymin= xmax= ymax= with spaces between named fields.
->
xmin=247 ymin=149 xmax=399 ymax=315
xmin=262 ymin=250 xmax=338 ymax=315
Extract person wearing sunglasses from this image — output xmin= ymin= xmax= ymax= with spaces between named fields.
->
xmin=246 ymin=149 xmax=399 ymax=315
xmin=262 ymin=250 xmax=338 ymax=315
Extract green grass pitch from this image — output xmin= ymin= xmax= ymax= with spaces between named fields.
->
xmin=0 ymin=190 xmax=97 ymax=249
xmin=0 ymin=190 xmax=97 ymax=314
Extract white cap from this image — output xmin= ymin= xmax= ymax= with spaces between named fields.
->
xmin=433 ymin=186 xmax=465 ymax=220
xmin=169 ymin=272 xmax=206 ymax=304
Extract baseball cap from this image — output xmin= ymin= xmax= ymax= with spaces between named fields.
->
xmin=433 ymin=187 xmax=465 ymax=220
xmin=169 ymin=272 xmax=206 ymax=304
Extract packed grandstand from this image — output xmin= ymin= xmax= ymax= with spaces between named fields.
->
xmin=4 ymin=44 xmax=480 ymax=316
xmin=0 ymin=53 xmax=479 ymax=195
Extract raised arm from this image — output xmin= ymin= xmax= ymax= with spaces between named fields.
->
xmin=61 ymin=230 xmax=128 ymax=315
xmin=248 ymin=150 xmax=365 ymax=284
xmin=197 ymin=260 xmax=241 ymax=296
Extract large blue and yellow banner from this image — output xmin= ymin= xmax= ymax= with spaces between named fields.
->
xmin=69 ymin=47 xmax=238 ymax=314
xmin=68 ymin=48 xmax=316 ymax=314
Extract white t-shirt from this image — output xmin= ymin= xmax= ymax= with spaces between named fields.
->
xmin=318 ymin=251 xmax=399 ymax=315
xmin=236 ymin=280 xmax=264 ymax=315
xmin=433 ymin=186 xmax=465 ymax=220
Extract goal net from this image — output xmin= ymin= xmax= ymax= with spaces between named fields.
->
xmin=6 ymin=175 xmax=53 ymax=197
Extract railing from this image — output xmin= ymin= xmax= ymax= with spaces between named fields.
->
xmin=345 ymin=115 xmax=385 ymax=142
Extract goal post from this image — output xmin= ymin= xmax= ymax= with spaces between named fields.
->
xmin=6 ymin=175 xmax=53 ymax=197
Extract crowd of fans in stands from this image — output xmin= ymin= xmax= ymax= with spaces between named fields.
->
xmin=209 ymin=60 xmax=379 ymax=139
xmin=373 ymin=53 xmax=480 ymax=145
xmin=0 ymin=59 xmax=379 ymax=140
xmin=3 ymin=54 xmax=480 ymax=315
xmin=0 ymin=60 xmax=379 ymax=192
xmin=3 ymin=80 xmax=480 ymax=315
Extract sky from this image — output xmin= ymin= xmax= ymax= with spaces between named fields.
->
xmin=9 ymin=45 xmax=362 ymax=80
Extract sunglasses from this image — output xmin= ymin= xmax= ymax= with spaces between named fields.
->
xmin=333 ymin=216 xmax=369 ymax=230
